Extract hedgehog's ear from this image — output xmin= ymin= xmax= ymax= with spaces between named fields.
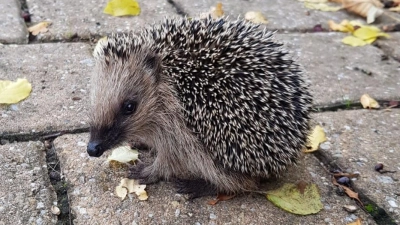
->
xmin=143 ymin=53 xmax=162 ymax=82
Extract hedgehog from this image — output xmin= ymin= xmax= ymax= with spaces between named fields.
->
xmin=87 ymin=17 xmax=312 ymax=198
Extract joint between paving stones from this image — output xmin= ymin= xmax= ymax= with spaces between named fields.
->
xmin=2 ymin=99 xmax=399 ymax=144
xmin=45 ymin=139 xmax=74 ymax=225
xmin=313 ymin=99 xmax=400 ymax=112
xmin=166 ymin=0 xmax=188 ymax=17
xmin=313 ymin=150 xmax=398 ymax=225
xmin=0 ymin=127 xmax=89 ymax=144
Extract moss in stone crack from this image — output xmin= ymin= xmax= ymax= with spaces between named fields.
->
xmin=365 ymin=204 xmax=375 ymax=213
xmin=345 ymin=99 xmax=352 ymax=109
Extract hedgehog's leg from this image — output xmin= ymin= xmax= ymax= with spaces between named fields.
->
xmin=175 ymin=179 xmax=217 ymax=199
xmin=128 ymin=162 xmax=159 ymax=184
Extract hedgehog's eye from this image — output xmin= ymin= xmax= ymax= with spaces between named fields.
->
xmin=122 ymin=100 xmax=137 ymax=115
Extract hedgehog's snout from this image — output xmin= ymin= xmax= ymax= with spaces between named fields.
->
xmin=87 ymin=140 xmax=105 ymax=157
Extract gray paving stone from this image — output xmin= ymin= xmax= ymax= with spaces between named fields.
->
xmin=313 ymin=109 xmax=400 ymax=222
xmin=53 ymin=133 xmax=375 ymax=225
xmin=0 ymin=43 xmax=92 ymax=137
xmin=0 ymin=141 xmax=57 ymax=225
xmin=1 ymin=33 xmax=399 ymax=137
xmin=173 ymin=0 xmax=395 ymax=31
xmin=27 ymin=0 xmax=178 ymax=41
xmin=277 ymin=33 xmax=400 ymax=105
xmin=376 ymin=33 xmax=400 ymax=62
xmin=0 ymin=0 xmax=29 ymax=44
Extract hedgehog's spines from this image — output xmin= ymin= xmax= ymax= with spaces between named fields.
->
xmin=90 ymin=17 xmax=312 ymax=194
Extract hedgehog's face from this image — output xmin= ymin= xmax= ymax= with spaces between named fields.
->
xmin=87 ymin=45 xmax=162 ymax=157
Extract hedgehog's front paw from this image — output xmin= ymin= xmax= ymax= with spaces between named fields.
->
xmin=128 ymin=162 xmax=159 ymax=184
xmin=175 ymin=179 xmax=217 ymax=199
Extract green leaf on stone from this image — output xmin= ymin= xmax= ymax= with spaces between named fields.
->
xmin=266 ymin=182 xmax=323 ymax=215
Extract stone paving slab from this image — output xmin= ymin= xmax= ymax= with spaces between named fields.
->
xmin=0 ymin=0 xmax=29 ymax=44
xmin=0 ymin=43 xmax=93 ymax=137
xmin=277 ymin=33 xmax=400 ymax=105
xmin=53 ymin=133 xmax=376 ymax=225
xmin=27 ymin=0 xmax=178 ymax=41
xmin=376 ymin=33 xmax=400 ymax=62
xmin=313 ymin=109 xmax=400 ymax=222
xmin=173 ymin=0 xmax=395 ymax=31
xmin=0 ymin=141 xmax=57 ymax=225
xmin=1 ymin=33 xmax=399 ymax=138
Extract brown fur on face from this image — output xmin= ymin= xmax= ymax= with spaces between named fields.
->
xmin=89 ymin=45 xmax=258 ymax=194
xmin=89 ymin=47 xmax=162 ymax=152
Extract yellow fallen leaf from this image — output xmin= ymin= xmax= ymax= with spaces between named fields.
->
xmin=28 ymin=22 xmax=51 ymax=36
xmin=119 ymin=178 xmax=148 ymax=201
xmin=107 ymin=146 xmax=139 ymax=163
xmin=266 ymin=182 xmax=323 ymax=215
xmin=353 ymin=26 xmax=390 ymax=41
xmin=0 ymin=78 xmax=32 ymax=104
xmin=347 ymin=218 xmax=362 ymax=225
xmin=137 ymin=192 xmax=148 ymax=201
xmin=328 ymin=20 xmax=354 ymax=32
xmin=304 ymin=2 xmax=342 ymax=11
xmin=333 ymin=21 xmax=389 ymax=46
xmin=360 ymin=94 xmax=380 ymax=109
xmin=304 ymin=125 xmax=327 ymax=152
xmin=115 ymin=185 xmax=128 ymax=200
xmin=244 ymin=11 xmax=268 ymax=24
xmin=104 ymin=0 xmax=140 ymax=17
xmin=342 ymin=36 xmax=369 ymax=46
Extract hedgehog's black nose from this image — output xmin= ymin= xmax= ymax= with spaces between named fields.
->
xmin=87 ymin=141 xmax=104 ymax=157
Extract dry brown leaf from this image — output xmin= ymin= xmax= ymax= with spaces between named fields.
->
xmin=335 ymin=0 xmax=384 ymax=23
xmin=245 ymin=11 xmax=269 ymax=24
xmin=200 ymin=2 xmax=224 ymax=19
xmin=332 ymin=178 xmax=363 ymax=206
xmin=28 ymin=21 xmax=51 ymax=35
xmin=328 ymin=19 xmax=355 ymax=32
xmin=389 ymin=6 xmax=400 ymax=12
xmin=388 ymin=100 xmax=399 ymax=108
xmin=211 ymin=2 xmax=224 ymax=18
xmin=208 ymin=194 xmax=236 ymax=205
xmin=347 ymin=218 xmax=362 ymax=225
xmin=51 ymin=205 xmax=61 ymax=215
xmin=360 ymin=94 xmax=380 ymax=109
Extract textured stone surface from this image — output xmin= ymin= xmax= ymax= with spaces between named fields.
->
xmin=0 ymin=43 xmax=92 ymax=138
xmin=0 ymin=141 xmax=57 ymax=225
xmin=0 ymin=0 xmax=28 ymax=44
xmin=376 ymin=33 xmax=400 ymax=62
xmin=1 ymin=0 xmax=399 ymax=224
xmin=173 ymin=0 xmax=395 ymax=31
xmin=2 ymin=33 xmax=399 ymax=138
xmin=53 ymin=133 xmax=375 ymax=224
xmin=277 ymin=33 xmax=400 ymax=105
xmin=26 ymin=0 xmax=177 ymax=41
xmin=313 ymin=109 xmax=400 ymax=222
